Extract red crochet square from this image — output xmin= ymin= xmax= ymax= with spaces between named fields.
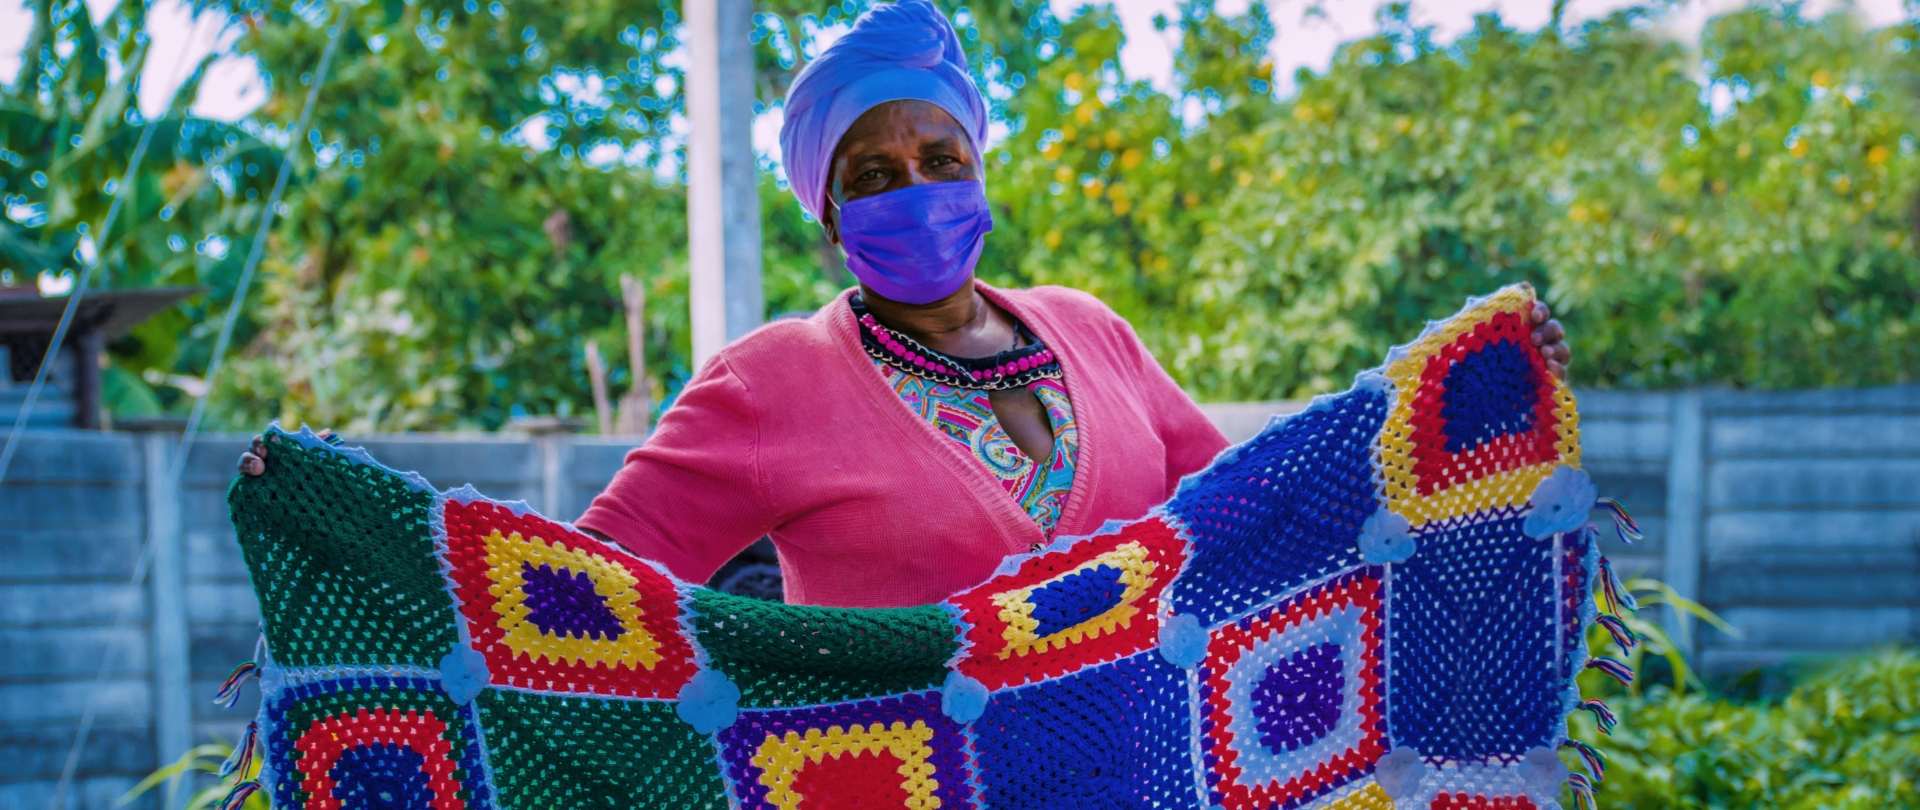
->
xmin=949 ymin=517 xmax=1188 ymax=690
xmin=440 ymin=499 xmax=697 ymax=699
xmin=1404 ymin=310 xmax=1562 ymax=497
xmin=1199 ymin=569 xmax=1387 ymax=810
xmin=292 ymin=707 xmax=467 ymax=810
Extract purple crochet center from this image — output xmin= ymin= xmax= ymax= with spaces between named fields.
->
xmin=714 ymin=691 xmax=973 ymax=809
xmin=1250 ymin=642 xmax=1345 ymax=753
xmin=519 ymin=562 xmax=625 ymax=641
xmin=1198 ymin=567 xmax=1380 ymax=782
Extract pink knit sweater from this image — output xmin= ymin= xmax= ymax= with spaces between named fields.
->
xmin=576 ymin=282 xmax=1229 ymax=608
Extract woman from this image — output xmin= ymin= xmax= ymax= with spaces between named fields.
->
xmin=240 ymin=0 xmax=1570 ymax=609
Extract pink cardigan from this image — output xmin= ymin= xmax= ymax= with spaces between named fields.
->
xmin=576 ymin=283 xmax=1229 ymax=608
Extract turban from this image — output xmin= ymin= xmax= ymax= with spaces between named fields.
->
xmin=779 ymin=0 xmax=988 ymax=220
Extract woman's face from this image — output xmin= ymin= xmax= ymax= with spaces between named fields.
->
xmin=823 ymin=99 xmax=978 ymax=245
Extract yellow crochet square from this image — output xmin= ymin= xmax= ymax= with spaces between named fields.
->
xmin=750 ymin=721 xmax=942 ymax=810
xmin=481 ymin=530 xmax=665 ymax=670
xmin=1375 ymin=286 xmax=1581 ymax=528
xmin=990 ymin=541 xmax=1158 ymax=659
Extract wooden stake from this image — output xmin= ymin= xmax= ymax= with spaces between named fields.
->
xmin=617 ymin=274 xmax=652 ymax=435
xmin=585 ymin=340 xmax=613 ymax=436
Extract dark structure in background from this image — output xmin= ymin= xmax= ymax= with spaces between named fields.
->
xmin=710 ymin=537 xmax=784 ymax=601
xmin=0 ymin=286 xmax=195 ymax=429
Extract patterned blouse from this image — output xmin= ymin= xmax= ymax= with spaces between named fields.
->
xmin=852 ymin=298 xmax=1080 ymax=535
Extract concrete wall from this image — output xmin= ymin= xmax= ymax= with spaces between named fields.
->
xmin=2 ymin=384 xmax=1915 ymax=806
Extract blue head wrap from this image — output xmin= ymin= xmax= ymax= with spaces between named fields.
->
xmin=778 ymin=0 xmax=988 ymax=219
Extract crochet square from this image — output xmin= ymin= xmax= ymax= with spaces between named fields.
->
xmin=1388 ymin=512 xmax=1561 ymax=760
xmin=1376 ymin=288 xmax=1580 ymax=528
xmin=970 ymin=650 xmax=1194 ymax=809
xmin=1200 ymin=568 xmax=1387 ymax=810
xmin=1163 ymin=388 xmax=1385 ymax=626
xmin=475 ymin=689 xmax=729 ymax=809
xmin=949 ymin=517 xmax=1188 ymax=689
xmin=688 ymin=589 xmax=959 ymax=708
xmin=262 ymin=676 xmax=492 ymax=810
xmin=231 ymin=433 xmax=459 ymax=669
xmin=714 ymin=691 xmax=979 ymax=810
xmin=440 ymin=499 xmax=698 ymax=699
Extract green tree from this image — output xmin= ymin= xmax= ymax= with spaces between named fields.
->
xmin=215 ymin=0 xmax=1061 ymax=431
xmin=2 ymin=0 xmax=283 ymax=416
xmin=987 ymin=2 xmax=1920 ymax=399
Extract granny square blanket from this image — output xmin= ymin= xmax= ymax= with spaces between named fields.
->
xmin=221 ymin=285 xmax=1630 ymax=810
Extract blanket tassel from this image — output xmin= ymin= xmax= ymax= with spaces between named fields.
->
xmin=1586 ymin=656 xmax=1635 ymax=687
xmin=1562 ymin=739 xmax=1607 ymax=782
xmin=1576 ymin=698 xmax=1619 ymax=734
xmin=219 ymin=722 xmax=258 ymax=778
xmin=1567 ymin=772 xmax=1597 ymax=810
xmin=1594 ymin=614 xmax=1636 ymax=652
xmin=1595 ymin=497 xmax=1641 ymax=544
xmin=213 ymin=661 xmax=258 ymax=708
xmin=1597 ymin=558 xmax=1637 ymax=616
xmin=216 ymin=780 xmax=261 ymax=810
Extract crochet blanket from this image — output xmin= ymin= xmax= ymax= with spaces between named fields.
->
xmin=220 ymin=285 xmax=1634 ymax=810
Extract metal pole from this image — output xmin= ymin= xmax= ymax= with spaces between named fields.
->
xmin=685 ymin=0 xmax=762 ymax=372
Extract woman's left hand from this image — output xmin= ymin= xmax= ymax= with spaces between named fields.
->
xmin=1530 ymin=301 xmax=1570 ymax=380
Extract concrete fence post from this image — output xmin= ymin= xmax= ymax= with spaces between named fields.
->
xmin=134 ymin=425 xmax=191 ymax=810
xmin=513 ymin=417 xmax=586 ymax=517
xmin=1663 ymin=390 xmax=1706 ymax=658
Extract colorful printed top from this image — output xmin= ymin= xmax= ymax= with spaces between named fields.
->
xmin=852 ymin=297 xmax=1079 ymax=536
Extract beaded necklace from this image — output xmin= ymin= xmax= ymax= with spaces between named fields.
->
xmin=850 ymin=295 xmax=1063 ymax=391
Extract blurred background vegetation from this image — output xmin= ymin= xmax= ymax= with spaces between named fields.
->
xmin=3 ymin=0 xmax=1917 ymax=435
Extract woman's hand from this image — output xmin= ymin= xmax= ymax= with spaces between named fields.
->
xmin=1530 ymin=301 xmax=1570 ymax=380
xmin=237 ymin=429 xmax=333 ymax=476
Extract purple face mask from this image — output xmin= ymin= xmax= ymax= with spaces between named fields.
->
xmin=835 ymin=180 xmax=994 ymax=305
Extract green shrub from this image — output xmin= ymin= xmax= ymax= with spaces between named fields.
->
xmin=1575 ymin=648 xmax=1920 ymax=808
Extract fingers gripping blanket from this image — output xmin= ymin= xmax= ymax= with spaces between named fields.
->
xmin=219 ymin=285 xmax=1636 ymax=810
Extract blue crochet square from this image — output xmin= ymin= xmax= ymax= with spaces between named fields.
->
xmin=969 ymin=652 xmax=1194 ymax=809
xmin=1438 ymin=338 xmax=1542 ymax=453
xmin=1164 ymin=388 xmax=1386 ymax=625
xmin=1387 ymin=512 xmax=1562 ymax=759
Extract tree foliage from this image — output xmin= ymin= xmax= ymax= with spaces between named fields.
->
xmin=3 ymin=1 xmax=1915 ymax=431
xmin=1 ymin=0 xmax=285 ymax=416
xmin=985 ymin=3 xmax=1920 ymax=400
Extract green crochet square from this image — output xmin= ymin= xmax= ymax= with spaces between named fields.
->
xmin=227 ymin=432 xmax=458 ymax=669
xmin=689 ymin=589 xmax=960 ymax=708
xmin=476 ymin=689 xmax=728 ymax=809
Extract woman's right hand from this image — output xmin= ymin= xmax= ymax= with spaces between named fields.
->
xmin=237 ymin=429 xmax=332 ymax=476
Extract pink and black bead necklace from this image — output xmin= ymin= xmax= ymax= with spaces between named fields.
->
xmin=851 ymin=295 xmax=1063 ymax=391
